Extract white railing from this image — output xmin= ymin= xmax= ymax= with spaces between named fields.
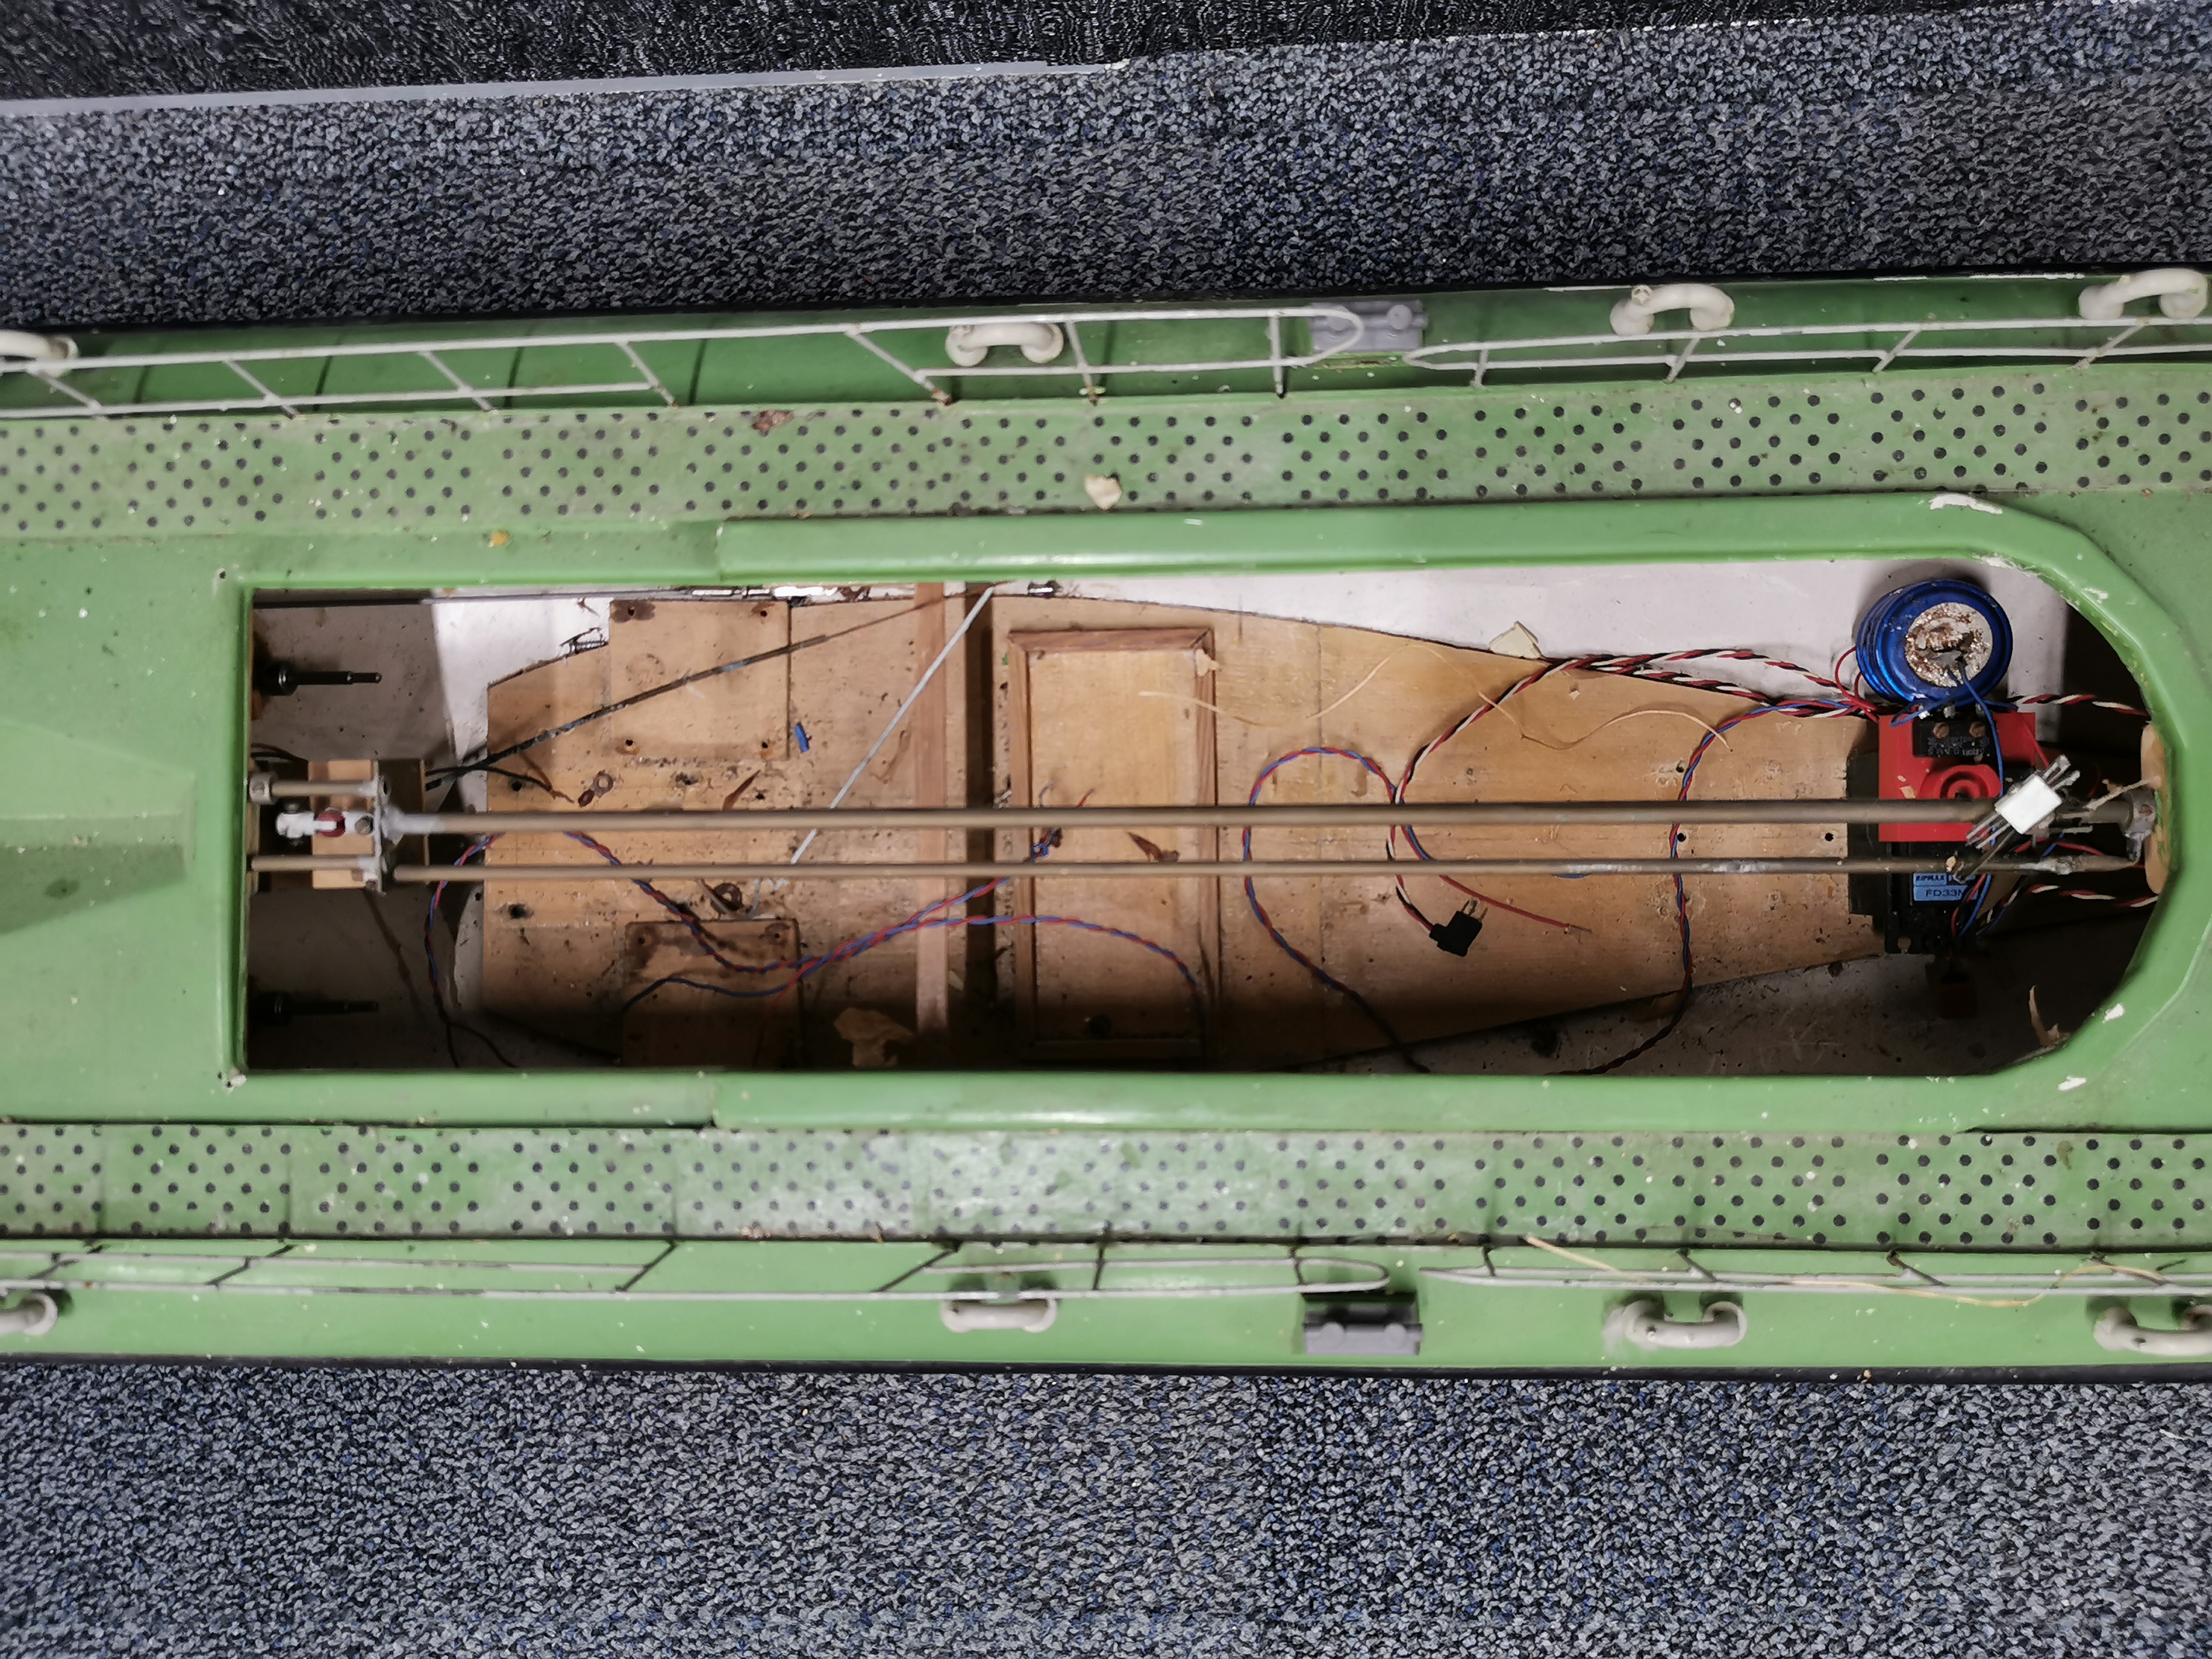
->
xmin=0 ymin=1243 xmax=1389 ymax=1302
xmin=1404 ymin=312 xmax=2212 ymax=386
xmin=4 ymin=275 xmax=2210 ymax=422
xmin=0 ymin=304 xmax=1367 ymax=421
xmin=1424 ymin=1251 xmax=2212 ymax=1298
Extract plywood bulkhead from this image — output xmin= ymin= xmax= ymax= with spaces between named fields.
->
xmin=478 ymin=591 xmax=1874 ymax=1069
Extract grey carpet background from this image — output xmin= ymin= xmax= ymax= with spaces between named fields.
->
xmin=0 ymin=1366 xmax=2205 ymax=1657
xmin=0 ymin=0 xmax=2003 ymax=101
xmin=4 ymin=0 xmax=2209 ymax=332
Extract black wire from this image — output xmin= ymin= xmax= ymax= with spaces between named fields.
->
xmin=477 ymin=766 xmax=572 ymax=801
xmin=420 ymin=880 xmax=519 ymax=1070
xmin=364 ymin=884 xmax=514 ymax=1068
xmin=436 ymin=982 xmax=465 ymax=1068
xmin=1567 ymin=886 xmax=2151 ymax=1076
xmin=1566 ymin=996 xmax=1691 ymax=1076
xmin=430 ymin=593 xmax=954 ymax=784
xmin=625 ymin=973 xmax=743 ymax=1014
xmin=460 ymin=1021 xmax=518 ymax=1069
xmin=357 ymin=888 xmax=431 ymax=1028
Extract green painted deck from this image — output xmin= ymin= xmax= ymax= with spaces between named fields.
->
xmin=1 ymin=275 xmax=2207 ymax=1366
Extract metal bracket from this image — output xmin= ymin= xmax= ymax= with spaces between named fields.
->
xmin=2092 ymin=1303 xmax=2212 ymax=1358
xmin=0 ymin=1292 xmax=58 ymax=1337
xmin=944 ymin=321 xmax=1066 ymax=368
xmin=1609 ymin=283 xmax=1735 ymax=336
xmin=1309 ymin=301 xmax=1424 ymax=355
xmin=1606 ymin=1297 xmax=1748 ymax=1351
xmin=940 ymin=1296 xmax=1058 ymax=1334
xmin=2079 ymin=267 xmax=2209 ymax=322
xmin=1302 ymin=1299 xmax=1423 ymax=1357
xmin=0 ymin=330 xmax=75 ymax=366
xmin=2122 ymin=784 xmax=2161 ymax=865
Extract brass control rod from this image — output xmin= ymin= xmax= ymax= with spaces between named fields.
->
xmin=250 ymin=854 xmax=2136 ymax=882
xmin=372 ymin=798 xmax=2134 ymax=835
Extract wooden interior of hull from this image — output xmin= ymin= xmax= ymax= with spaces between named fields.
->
xmin=246 ymin=574 xmax=2151 ymax=1076
xmin=464 ymin=592 xmax=1873 ymax=1068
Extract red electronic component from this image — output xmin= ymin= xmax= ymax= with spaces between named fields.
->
xmin=1877 ymin=709 xmax=2045 ymax=842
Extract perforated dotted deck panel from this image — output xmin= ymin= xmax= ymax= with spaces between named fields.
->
xmin=911 ymin=1131 xmax=2210 ymax=1248
xmin=11 ymin=1128 xmax=2204 ymax=1247
xmin=289 ymin=1130 xmax=691 ymax=1238
xmin=4 ymin=369 xmax=2207 ymax=538
xmin=11 ymin=363 xmax=2206 ymax=1262
xmin=0 ymin=1125 xmax=101 ymax=1236
xmin=101 ymin=1125 xmax=292 ymax=1236
xmin=683 ymin=1133 xmax=914 ymax=1238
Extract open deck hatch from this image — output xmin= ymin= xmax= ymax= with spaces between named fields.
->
xmin=243 ymin=557 xmax=2157 ymax=1079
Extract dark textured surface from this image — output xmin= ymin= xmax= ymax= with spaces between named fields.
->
xmin=4 ymin=0 xmax=2210 ymax=332
xmin=0 ymin=1365 xmax=2206 ymax=1656
xmin=0 ymin=0 xmax=2005 ymax=101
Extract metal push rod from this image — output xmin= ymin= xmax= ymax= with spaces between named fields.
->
xmin=250 ymin=855 xmax=2134 ymax=882
xmin=366 ymin=799 xmax=2134 ymax=833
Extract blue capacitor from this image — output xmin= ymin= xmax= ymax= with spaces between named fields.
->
xmin=1854 ymin=580 xmax=2013 ymax=706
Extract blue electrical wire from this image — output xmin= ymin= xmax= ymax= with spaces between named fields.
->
xmin=1951 ymin=874 xmax=1996 ymax=943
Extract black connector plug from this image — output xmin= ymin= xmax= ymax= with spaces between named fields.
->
xmin=1429 ymin=903 xmax=1484 ymax=957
